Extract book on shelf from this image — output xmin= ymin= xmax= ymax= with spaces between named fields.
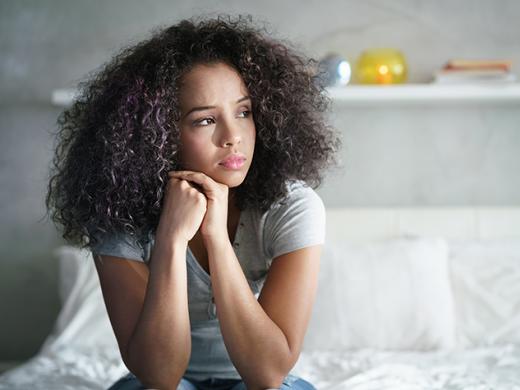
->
xmin=445 ymin=59 xmax=512 ymax=71
xmin=433 ymin=59 xmax=516 ymax=84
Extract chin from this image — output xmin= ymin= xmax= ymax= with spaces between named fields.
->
xmin=207 ymin=167 xmax=248 ymax=188
xmin=216 ymin=174 xmax=246 ymax=188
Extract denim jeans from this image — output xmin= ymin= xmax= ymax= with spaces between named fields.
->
xmin=107 ymin=371 xmax=316 ymax=390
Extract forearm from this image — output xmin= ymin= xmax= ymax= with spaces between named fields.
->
xmin=206 ymin=238 xmax=292 ymax=389
xmin=126 ymin=237 xmax=191 ymax=390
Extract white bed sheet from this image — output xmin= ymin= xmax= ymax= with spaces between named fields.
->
xmin=1 ymin=343 xmax=519 ymax=389
xmin=2 ymin=223 xmax=520 ymax=390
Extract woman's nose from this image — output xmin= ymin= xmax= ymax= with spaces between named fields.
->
xmin=222 ymin=136 xmax=240 ymax=147
xmin=220 ymin=121 xmax=242 ymax=147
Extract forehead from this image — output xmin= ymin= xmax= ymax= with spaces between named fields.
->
xmin=178 ymin=62 xmax=249 ymax=103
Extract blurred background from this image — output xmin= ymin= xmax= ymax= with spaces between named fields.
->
xmin=1 ymin=0 xmax=519 ymax=370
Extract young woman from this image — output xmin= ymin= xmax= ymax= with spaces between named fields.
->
xmin=46 ymin=14 xmax=340 ymax=390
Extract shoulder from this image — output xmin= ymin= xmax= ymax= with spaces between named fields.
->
xmin=263 ymin=180 xmax=326 ymax=260
xmin=88 ymin=226 xmax=149 ymax=263
xmin=267 ymin=179 xmax=325 ymax=217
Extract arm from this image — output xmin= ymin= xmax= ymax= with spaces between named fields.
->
xmin=94 ymin=236 xmax=191 ymax=390
xmin=94 ymin=174 xmax=207 ymax=389
xmin=167 ymin=171 xmax=323 ymax=388
xmin=205 ymin=237 xmax=322 ymax=390
xmin=124 ymin=236 xmax=191 ymax=389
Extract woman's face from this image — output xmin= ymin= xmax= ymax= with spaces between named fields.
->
xmin=175 ymin=61 xmax=256 ymax=189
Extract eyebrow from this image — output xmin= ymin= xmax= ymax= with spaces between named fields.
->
xmin=182 ymin=96 xmax=251 ymax=119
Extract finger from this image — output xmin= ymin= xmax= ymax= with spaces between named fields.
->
xmin=168 ymin=171 xmax=194 ymax=183
xmin=168 ymin=170 xmax=194 ymax=176
xmin=186 ymin=180 xmax=205 ymax=192
xmin=170 ymin=171 xmax=215 ymax=192
xmin=168 ymin=176 xmax=205 ymax=195
xmin=167 ymin=176 xmax=184 ymax=183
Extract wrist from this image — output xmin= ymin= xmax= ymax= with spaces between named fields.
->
xmin=202 ymin=232 xmax=230 ymax=248
xmin=155 ymin=231 xmax=188 ymax=252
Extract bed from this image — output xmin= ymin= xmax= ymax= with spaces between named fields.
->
xmin=1 ymin=207 xmax=519 ymax=389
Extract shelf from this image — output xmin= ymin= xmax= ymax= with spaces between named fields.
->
xmin=325 ymin=83 xmax=520 ymax=105
xmin=51 ymin=89 xmax=78 ymax=107
xmin=52 ymin=83 xmax=520 ymax=107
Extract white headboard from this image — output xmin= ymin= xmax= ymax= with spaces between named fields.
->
xmin=325 ymin=207 xmax=520 ymax=242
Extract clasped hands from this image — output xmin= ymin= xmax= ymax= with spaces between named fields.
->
xmin=168 ymin=171 xmax=229 ymax=243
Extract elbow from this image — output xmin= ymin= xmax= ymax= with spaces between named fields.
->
xmin=265 ymin=375 xmax=287 ymax=390
xmin=249 ymin=373 xmax=287 ymax=390
xmin=140 ymin=375 xmax=183 ymax=390
xmin=251 ymin=353 xmax=297 ymax=390
xmin=270 ymin=350 xmax=301 ymax=388
xmin=124 ymin=346 xmax=191 ymax=390
xmin=134 ymin=366 xmax=188 ymax=390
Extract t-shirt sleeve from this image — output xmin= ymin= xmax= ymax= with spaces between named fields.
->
xmin=264 ymin=183 xmax=326 ymax=261
xmin=89 ymin=229 xmax=145 ymax=262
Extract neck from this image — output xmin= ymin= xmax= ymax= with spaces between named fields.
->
xmin=228 ymin=188 xmax=237 ymax=210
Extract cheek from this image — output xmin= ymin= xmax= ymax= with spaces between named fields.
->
xmin=180 ymin=133 xmax=214 ymax=162
xmin=180 ymin=128 xmax=199 ymax=148
xmin=183 ymin=136 xmax=204 ymax=152
xmin=249 ymin=129 xmax=256 ymax=148
xmin=245 ymin=122 xmax=256 ymax=141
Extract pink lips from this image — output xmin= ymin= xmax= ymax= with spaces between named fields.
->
xmin=219 ymin=155 xmax=246 ymax=169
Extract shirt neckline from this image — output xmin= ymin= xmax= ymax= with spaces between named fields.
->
xmin=187 ymin=209 xmax=245 ymax=284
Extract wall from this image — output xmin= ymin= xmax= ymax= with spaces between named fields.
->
xmin=1 ymin=0 xmax=519 ymax=362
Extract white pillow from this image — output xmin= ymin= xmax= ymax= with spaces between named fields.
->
xmin=39 ymin=246 xmax=121 ymax=357
xmin=303 ymin=237 xmax=456 ymax=351
xmin=448 ymin=238 xmax=520 ymax=348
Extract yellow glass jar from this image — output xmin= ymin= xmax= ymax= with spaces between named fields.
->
xmin=353 ymin=48 xmax=408 ymax=84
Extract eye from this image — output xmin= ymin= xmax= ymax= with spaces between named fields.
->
xmin=194 ymin=117 xmax=215 ymax=126
xmin=238 ymin=109 xmax=252 ymax=118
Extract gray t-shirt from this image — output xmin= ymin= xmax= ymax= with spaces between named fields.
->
xmin=90 ymin=179 xmax=326 ymax=381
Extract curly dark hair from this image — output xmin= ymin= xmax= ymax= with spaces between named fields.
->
xmin=45 ymin=13 xmax=342 ymax=250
